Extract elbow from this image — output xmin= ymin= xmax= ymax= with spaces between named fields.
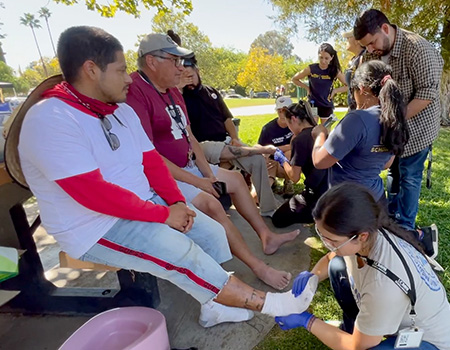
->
xmin=312 ymin=158 xmax=324 ymax=169
xmin=315 ymin=163 xmax=328 ymax=170
xmin=313 ymin=159 xmax=330 ymax=170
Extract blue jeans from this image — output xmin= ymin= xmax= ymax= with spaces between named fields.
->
xmin=369 ymin=337 xmax=438 ymax=349
xmin=80 ymin=195 xmax=232 ymax=304
xmin=329 ymin=257 xmax=439 ymax=350
xmin=388 ymin=147 xmax=430 ymax=231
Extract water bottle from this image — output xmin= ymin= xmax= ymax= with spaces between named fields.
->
xmin=310 ymin=99 xmax=318 ymax=119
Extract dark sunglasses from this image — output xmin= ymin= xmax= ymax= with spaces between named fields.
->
xmin=100 ymin=116 xmax=120 ymax=151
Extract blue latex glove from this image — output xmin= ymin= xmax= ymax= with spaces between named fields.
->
xmin=275 ymin=311 xmax=314 ymax=330
xmin=292 ymin=271 xmax=315 ymax=297
xmin=274 ymin=148 xmax=289 ymax=166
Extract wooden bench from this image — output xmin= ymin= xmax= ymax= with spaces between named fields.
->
xmin=0 ymin=181 xmax=160 ymax=315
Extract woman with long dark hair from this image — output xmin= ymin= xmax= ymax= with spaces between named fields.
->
xmin=292 ymin=43 xmax=347 ymax=123
xmin=311 ymin=60 xmax=409 ymax=205
xmin=270 ymin=102 xmax=328 ymax=227
xmin=275 ymin=183 xmax=450 ymax=349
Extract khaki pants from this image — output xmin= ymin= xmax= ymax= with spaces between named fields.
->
xmin=200 ymin=141 xmax=278 ymax=214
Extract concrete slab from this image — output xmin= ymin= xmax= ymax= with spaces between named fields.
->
xmin=0 ymin=200 xmax=313 ymax=350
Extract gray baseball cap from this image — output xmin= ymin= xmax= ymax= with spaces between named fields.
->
xmin=138 ymin=33 xmax=193 ymax=58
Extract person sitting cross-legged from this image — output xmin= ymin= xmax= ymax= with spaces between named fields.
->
xmin=258 ymin=96 xmax=295 ymax=197
xmin=126 ymin=33 xmax=300 ymax=290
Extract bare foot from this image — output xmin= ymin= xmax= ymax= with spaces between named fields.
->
xmin=261 ymin=229 xmax=300 ymax=255
xmin=253 ymin=263 xmax=292 ymax=290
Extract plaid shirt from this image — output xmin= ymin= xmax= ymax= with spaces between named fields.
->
xmin=385 ymin=26 xmax=444 ymax=157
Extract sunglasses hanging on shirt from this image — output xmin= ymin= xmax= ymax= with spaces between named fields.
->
xmin=138 ymin=70 xmax=196 ymax=167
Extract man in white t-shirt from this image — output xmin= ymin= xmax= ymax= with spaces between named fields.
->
xmin=17 ymin=26 xmax=316 ymax=328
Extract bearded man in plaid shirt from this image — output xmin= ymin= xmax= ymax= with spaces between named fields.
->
xmin=353 ymin=9 xmax=443 ymax=258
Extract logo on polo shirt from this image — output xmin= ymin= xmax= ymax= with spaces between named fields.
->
xmin=211 ymin=93 xmax=217 ymax=99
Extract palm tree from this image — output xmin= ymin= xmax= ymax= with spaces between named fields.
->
xmin=38 ymin=7 xmax=56 ymax=57
xmin=20 ymin=13 xmax=48 ymax=77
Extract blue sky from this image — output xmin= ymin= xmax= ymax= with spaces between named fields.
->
xmin=2 ymin=0 xmax=320 ymax=72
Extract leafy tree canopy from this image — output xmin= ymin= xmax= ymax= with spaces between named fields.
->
xmin=150 ymin=10 xmax=212 ymax=54
xmin=0 ymin=61 xmax=14 ymax=83
xmin=237 ymin=47 xmax=285 ymax=93
xmin=251 ymin=30 xmax=294 ymax=59
xmin=200 ymin=47 xmax=247 ymax=90
xmin=149 ymin=10 xmax=245 ymax=90
xmin=53 ymin=0 xmax=193 ymax=18
xmin=269 ymin=0 xmax=450 ymax=67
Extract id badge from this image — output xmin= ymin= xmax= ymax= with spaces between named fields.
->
xmin=394 ymin=327 xmax=424 ymax=349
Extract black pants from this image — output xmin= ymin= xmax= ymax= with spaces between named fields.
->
xmin=329 ymin=256 xmax=359 ymax=334
xmin=271 ymin=189 xmax=318 ymax=228
xmin=317 ymin=106 xmax=334 ymax=119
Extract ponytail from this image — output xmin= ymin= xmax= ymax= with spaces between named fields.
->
xmin=378 ymin=78 xmax=409 ymax=155
xmin=352 ymin=61 xmax=409 ymax=156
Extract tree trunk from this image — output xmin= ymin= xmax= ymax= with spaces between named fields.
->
xmin=30 ymin=25 xmax=48 ymax=77
xmin=45 ymin=18 xmax=57 ymax=57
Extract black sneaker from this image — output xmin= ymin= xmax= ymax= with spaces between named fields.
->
xmin=419 ymin=224 xmax=438 ymax=259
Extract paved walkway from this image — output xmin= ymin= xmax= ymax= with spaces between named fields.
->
xmin=0 ymin=194 xmax=313 ymax=350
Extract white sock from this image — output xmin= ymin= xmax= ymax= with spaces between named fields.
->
xmin=199 ymin=300 xmax=254 ymax=328
xmin=261 ymin=275 xmax=318 ymax=317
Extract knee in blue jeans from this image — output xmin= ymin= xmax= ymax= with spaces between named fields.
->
xmin=369 ymin=337 xmax=439 ymax=350
xmin=329 ymin=256 xmax=347 ymax=278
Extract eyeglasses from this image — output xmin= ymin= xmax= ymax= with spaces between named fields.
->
xmin=100 ymin=116 xmax=120 ymax=151
xmin=315 ymin=225 xmax=357 ymax=253
xmin=152 ymin=55 xmax=184 ymax=67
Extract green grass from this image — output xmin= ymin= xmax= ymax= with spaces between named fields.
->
xmin=238 ymin=113 xmax=450 ymax=349
xmin=224 ymin=98 xmax=277 ymax=108
xmin=238 ymin=111 xmax=346 ymax=145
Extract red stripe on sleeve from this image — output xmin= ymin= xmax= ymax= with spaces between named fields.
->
xmin=56 ymin=169 xmax=170 ymax=223
xmin=142 ymin=149 xmax=185 ymax=205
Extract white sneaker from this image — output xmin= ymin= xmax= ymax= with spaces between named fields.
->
xmin=426 ymin=255 xmax=444 ymax=272
xmin=199 ymin=300 xmax=254 ymax=328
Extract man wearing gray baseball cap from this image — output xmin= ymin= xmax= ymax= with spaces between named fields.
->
xmin=127 ymin=33 xmax=299 ymax=293
xmin=138 ymin=33 xmax=193 ymax=58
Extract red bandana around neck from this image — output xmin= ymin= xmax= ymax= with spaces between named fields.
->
xmin=42 ymin=81 xmax=119 ymax=118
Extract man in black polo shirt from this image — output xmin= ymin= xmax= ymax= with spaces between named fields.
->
xmin=181 ymin=57 xmax=278 ymax=216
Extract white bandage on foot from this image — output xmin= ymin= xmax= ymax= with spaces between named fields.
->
xmin=261 ymin=275 xmax=318 ymax=317
xmin=199 ymin=300 xmax=254 ymax=328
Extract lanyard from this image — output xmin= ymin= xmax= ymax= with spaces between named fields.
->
xmin=138 ymin=70 xmax=195 ymax=163
xmin=357 ymin=228 xmax=417 ymax=325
